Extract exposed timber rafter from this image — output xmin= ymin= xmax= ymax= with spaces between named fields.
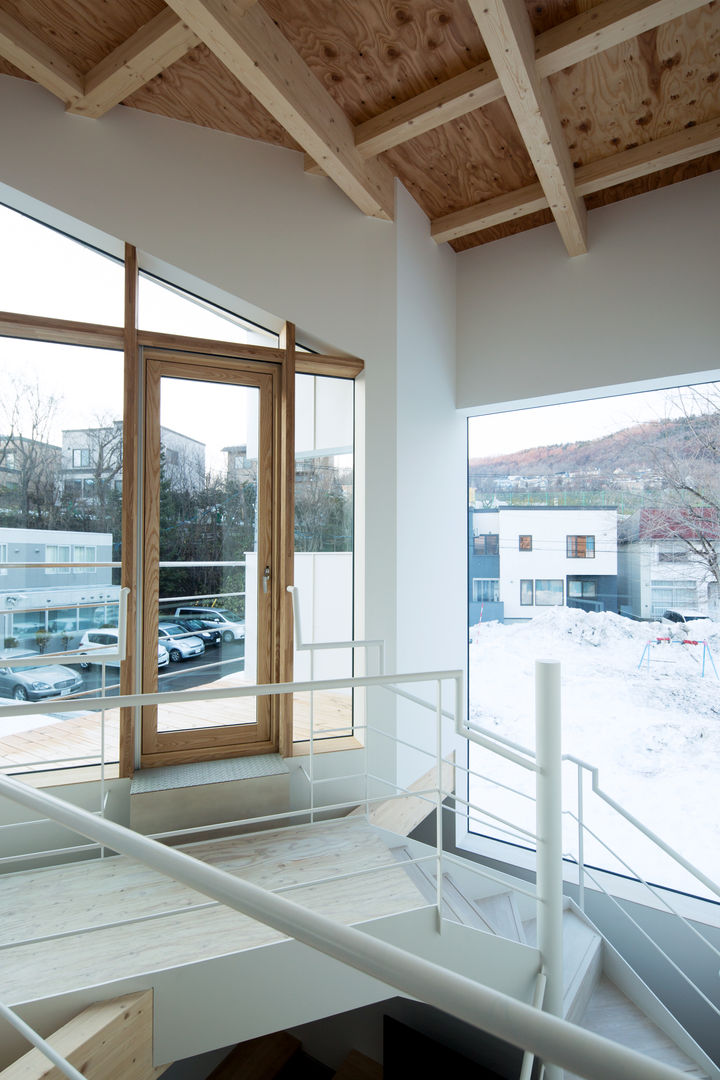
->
xmin=164 ymin=0 xmax=395 ymax=220
xmin=69 ymin=10 xmax=199 ymax=119
xmin=431 ymin=115 xmax=720 ymax=243
xmin=0 ymin=7 xmax=82 ymax=104
xmin=468 ymin=0 xmax=587 ymax=256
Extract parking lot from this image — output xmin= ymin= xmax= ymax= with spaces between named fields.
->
xmin=71 ymin=639 xmax=246 ymax=698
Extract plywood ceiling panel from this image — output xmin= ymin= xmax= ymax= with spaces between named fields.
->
xmin=550 ymin=2 xmax=720 ymax=166
xmin=261 ymin=0 xmax=490 ymax=125
xmin=124 ymin=44 xmax=300 ymax=149
xmin=0 ymin=0 xmax=165 ymax=74
xmin=382 ymin=101 xmax=537 ymax=217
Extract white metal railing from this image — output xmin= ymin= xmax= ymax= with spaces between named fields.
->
xmin=0 ymin=770 xmax=697 ymax=1080
xmin=1 ymin=589 xmax=719 ymax=1076
xmin=286 ymin=587 xmax=720 ymax=1077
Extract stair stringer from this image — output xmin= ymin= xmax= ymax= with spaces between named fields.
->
xmin=3 ymin=906 xmax=540 ymax=1072
xmin=371 ymin=826 xmax=537 ymax=925
xmin=566 ymin=900 xmax=720 ymax=1080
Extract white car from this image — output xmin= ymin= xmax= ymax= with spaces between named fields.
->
xmin=78 ymin=630 xmax=169 ymax=669
xmin=173 ymin=606 xmax=245 ymax=643
xmin=157 ymin=624 xmax=205 ymax=662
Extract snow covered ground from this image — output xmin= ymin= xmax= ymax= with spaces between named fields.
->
xmin=468 ymin=608 xmax=720 ymax=898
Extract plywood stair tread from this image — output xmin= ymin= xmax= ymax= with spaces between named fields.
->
xmin=0 ymin=820 xmax=429 ymax=1005
xmin=206 ymin=1032 xmax=301 ymax=1080
xmin=565 ymin=977 xmax=710 ymax=1079
xmin=332 ymin=1050 xmax=382 ymax=1080
xmin=473 ymin=891 xmax=527 ymax=943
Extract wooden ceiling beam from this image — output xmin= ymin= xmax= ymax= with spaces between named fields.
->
xmin=68 ymin=10 xmax=199 ymax=119
xmin=164 ymin=0 xmax=395 ymax=220
xmin=431 ymin=115 xmax=720 ymax=243
xmin=535 ymin=0 xmax=711 ymax=76
xmin=354 ymin=60 xmax=502 ymax=159
xmin=468 ymin=0 xmax=587 ymax=256
xmin=0 ymin=8 xmax=83 ymax=104
xmin=315 ymin=0 xmax=709 ymax=162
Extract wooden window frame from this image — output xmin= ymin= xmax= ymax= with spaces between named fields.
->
xmin=0 ymin=243 xmax=363 ymax=779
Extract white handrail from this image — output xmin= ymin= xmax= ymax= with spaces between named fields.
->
xmin=0 ymin=773 xmax=694 ymax=1080
xmin=0 ymin=1001 xmax=85 ymax=1080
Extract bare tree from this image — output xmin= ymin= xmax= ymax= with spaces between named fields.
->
xmin=0 ymin=379 xmax=62 ymax=527
xmin=639 ymin=386 xmax=720 ymax=594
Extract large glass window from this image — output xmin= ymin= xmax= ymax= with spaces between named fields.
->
xmin=474 ymin=534 xmax=499 ymax=556
xmin=293 ymin=373 xmax=354 ymax=744
xmin=472 ymin=579 xmax=500 ymax=603
xmin=467 ymin=380 xmax=720 ymax=897
xmin=0 ymin=205 xmax=123 ymax=325
xmin=535 ymin=579 xmax=563 ymax=605
xmin=567 ymin=534 xmax=595 ymax=558
xmin=138 ymin=272 xmax=278 ymax=348
xmin=0 ymin=338 xmax=123 ymax=772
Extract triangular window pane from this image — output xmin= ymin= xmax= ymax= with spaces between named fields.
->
xmin=0 ymin=204 xmax=124 ymax=325
xmin=138 ymin=273 xmax=277 ymax=347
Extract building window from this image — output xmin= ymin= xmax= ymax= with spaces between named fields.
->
xmin=567 ymin=535 xmax=595 ymax=558
xmin=520 ymin=579 xmax=533 ymax=605
xmin=72 ymin=545 xmax=97 ymax=574
xmin=0 ymin=542 xmax=7 ymax=576
xmin=519 ymin=535 xmax=532 ymax=551
xmin=45 ymin=544 xmax=71 ymax=574
xmin=472 ymin=578 xmax=500 ymax=603
xmin=4 ymin=451 xmax=15 ymax=470
xmin=72 ymin=448 xmax=90 ymax=468
xmin=650 ymin=580 xmax=698 ymax=616
xmin=474 ymin=533 xmax=499 ymax=556
xmin=568 ymin=580 xmax=597 ymax=598
xmin=535 ymin=579 xmax=563 ymax=606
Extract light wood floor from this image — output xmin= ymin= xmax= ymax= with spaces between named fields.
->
xmin=0 ymin=687 xmax=354 ymax=772
xmin=0 ymin=818 xmax=426 ymax=1005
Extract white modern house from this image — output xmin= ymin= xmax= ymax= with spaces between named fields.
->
xmin=618 ymin=509 xmax=720 ymax=619
xmin=469 ymin=507 xmax=618 ymax=623
xmin=0 ymin=17 xmax=719 ymax=1078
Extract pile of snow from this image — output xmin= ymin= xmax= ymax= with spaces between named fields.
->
xmin=468 ymin=608 xmax=720 ymax=895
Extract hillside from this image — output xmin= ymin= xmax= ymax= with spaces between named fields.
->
xmin=469 ymin=412 xmax=720 ymax=485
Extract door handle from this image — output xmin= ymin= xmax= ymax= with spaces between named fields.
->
xmin=263 ymin=565 xmax=271 ymax=594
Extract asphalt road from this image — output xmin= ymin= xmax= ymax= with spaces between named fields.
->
xmin=71 ymin=640 xmax=246 ymax=698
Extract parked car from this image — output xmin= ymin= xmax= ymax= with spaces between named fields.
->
xmin=78 ymin=629 xmax=169 ymax=669
xmin=157 ymin=624 xmax=205 ymax=662
xmin=160 ymin=617 xmax=222 ymax=649
xmin=661 ymin=609 xmax=712 ymax=625
xmin=173 ymin=606 xmax=245 ymax=642
xmin=0 ymin=649 xmax=83 ymax=701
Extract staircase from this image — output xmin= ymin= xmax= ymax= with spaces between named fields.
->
xmin=388 ymin=840 xmax=714 ymax=1079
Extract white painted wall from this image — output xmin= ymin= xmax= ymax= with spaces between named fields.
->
xmin=0 ymin=78 xmax=464 ymax=792
xmin=394 ymin=186 xmax=465 ymax=789
xmin=456 ymin=170 xmax=720 ymax=412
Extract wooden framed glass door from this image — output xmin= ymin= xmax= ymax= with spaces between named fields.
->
xmin=140 ymin=350 xmax=280 ymax=765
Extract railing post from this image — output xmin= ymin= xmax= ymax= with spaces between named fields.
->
xmin=436 ymin=678 xmax=443 ymax=933
xmin=577 ymin=764 xmax=585 ymax=912
xmin=535 ymin=659 xmax=563 ymax=1080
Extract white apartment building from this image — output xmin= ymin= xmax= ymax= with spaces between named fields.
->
xmin=470 ymin=507 xmax=618 ymax=622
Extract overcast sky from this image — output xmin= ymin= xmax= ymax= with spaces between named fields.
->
xmin=467 ymin=382 xmax=719 ymax=459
